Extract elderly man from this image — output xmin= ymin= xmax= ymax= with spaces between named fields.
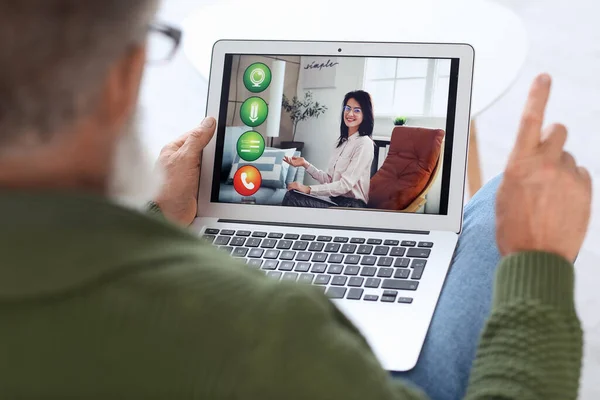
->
xmin=0 ymin=1 xmax=591 ymax=399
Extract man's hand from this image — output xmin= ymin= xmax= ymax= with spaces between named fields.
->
xmin=288 ymin=182 xmax=311 ymax=194
xmin=154 ymin=117 xmax=216 ymax=226
xmin=496 ymin=74 xmax=592 ymax=262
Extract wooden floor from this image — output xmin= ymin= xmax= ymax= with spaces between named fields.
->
xmin=141 ymin=0 xmax=600 ymax=397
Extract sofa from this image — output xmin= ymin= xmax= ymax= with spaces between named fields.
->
xmin=219 ymin=127 xmax=305 ymax=205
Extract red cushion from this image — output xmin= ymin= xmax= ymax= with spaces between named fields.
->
xmin=368 ymin=127 xmax=445 ymax=210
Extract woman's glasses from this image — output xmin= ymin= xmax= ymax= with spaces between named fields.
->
xmin=343 ymin=105 xmax=362 ymax=115
xmin=147 ymin=22 xmax=183 ymax=64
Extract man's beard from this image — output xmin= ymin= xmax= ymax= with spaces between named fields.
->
xmin=107 ymin=111 xmax=164 ymax=210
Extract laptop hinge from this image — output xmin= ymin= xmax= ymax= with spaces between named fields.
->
xmin=218 ymin=219 xmax=430 ymax=235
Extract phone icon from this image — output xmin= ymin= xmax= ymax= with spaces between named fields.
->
xmin=233 ymin=166 xmax=261 ymax=197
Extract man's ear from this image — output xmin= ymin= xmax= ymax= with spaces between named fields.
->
xmin=97 ymin=45 xmax=147 ymax=134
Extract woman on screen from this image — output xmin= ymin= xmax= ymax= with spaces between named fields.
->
xmin=282 ymin=90 xmax=375 ymax=208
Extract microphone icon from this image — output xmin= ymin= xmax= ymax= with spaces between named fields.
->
xmin=250 ymin=68 xmax=266 ymax=88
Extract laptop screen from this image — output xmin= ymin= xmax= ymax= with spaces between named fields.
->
xmin=211 ymin=54 xmax=459 ymax=215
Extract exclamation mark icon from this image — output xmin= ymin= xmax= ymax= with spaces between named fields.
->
xmin=249 ymin=102 xmax=259 ymax=123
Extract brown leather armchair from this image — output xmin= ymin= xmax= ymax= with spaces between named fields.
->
xmin=368 ymin=126 xmax=445 ymax=212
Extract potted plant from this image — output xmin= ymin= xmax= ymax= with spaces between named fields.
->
xmin=393 ymin=116 xmax=408 ymax=126
xmin=281 ymin=91 xmax=327 ymax=151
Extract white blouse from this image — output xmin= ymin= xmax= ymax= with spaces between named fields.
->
xmin=306 ymin=133 xmax=374 ymax=203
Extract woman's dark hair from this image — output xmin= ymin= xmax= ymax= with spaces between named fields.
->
xmin=337 ymin=90 xmax=374 ymax=148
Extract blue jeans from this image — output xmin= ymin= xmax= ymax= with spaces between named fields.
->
xmin=392 ymin=175 xmax=502 ymax=400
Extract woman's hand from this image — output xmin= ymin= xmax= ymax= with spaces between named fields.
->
xmin=283 ymin=156 xmax=308 ymax=168
xmin=288 ymin=182 xmax=311 ymax=194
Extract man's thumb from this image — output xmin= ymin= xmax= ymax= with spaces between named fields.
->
xmin=182 ymin=117 xmax=216 ymax=155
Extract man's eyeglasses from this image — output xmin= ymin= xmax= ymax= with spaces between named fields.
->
xmin=147 ymin=23 xmax=182 ymax=64
xmin=343 ymin=105 xmax=362 ymax=115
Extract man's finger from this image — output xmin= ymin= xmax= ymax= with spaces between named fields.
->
xmin=540 ymin=123 xmax=568 ymax=160
xmin=181 ymin=117 xmax=217 ymax=157
xmin=513 ymin=74 xmax=552 ymax=156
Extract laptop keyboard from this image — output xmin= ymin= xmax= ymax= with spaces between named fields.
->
xmin=203 ymin=228 xmax=434 ymax=304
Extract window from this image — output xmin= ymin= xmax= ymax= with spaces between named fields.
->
xmin=364 ymin=58 xmax=451 ymax=117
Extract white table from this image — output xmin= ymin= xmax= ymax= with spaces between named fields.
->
xmin=181 ymin=0 xmax=528 ymax=195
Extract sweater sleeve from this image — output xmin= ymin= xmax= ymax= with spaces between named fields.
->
xmin=305 ymin=162 xmax=333 ymax=184
xmin=465 ymin=252 xmax=582 ymax=400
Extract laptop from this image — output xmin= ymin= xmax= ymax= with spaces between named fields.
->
xmin=191 ymin=40 xmax=474 ymax=372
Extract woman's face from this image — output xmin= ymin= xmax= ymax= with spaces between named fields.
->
xmin=343 ymin=98 xmax=363 ymax=130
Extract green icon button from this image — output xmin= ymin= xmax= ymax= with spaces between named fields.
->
xmin=243 ymin=63 xmax=272 ymax=93
xmin=237 ymin=131 xmax=265 ymax=162
xmin=240 ymin=97 xmax=268 ymax=127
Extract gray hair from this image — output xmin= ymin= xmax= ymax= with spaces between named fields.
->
xmin=0 ymin=0 xmax=160 ymax=146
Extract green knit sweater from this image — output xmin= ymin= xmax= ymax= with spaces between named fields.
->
xmin=0 ymin=192 xmax=582 ymax=399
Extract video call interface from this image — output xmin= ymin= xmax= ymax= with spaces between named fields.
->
xmin=212 ymin=54 xmax=459 ymax=215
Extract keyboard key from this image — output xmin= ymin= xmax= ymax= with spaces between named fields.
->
xmin=344 ymin=255 xmax=360 ymax=265
xmin=360 ymin=256 xmax=377 ymax=266
xmin=327 ymin=265 xmax=343 ymax=275
xmin=298 ymin=273 xmax=315 ymax=284
xmin=360 ymin=267 xmax=377 ymax=277
xmin=292 ymin=241 xmax=309 ymax=251
xmin=348 ymin=277 xmax=364 ymax=287
xmin=390 ymin=247 xmax=406 ymax=257
xmin=377 ymin=268 xmax=394 ymax=278
xmin=205 ymin=228 xmax=220 ymax=235
xmin=384 ymin=239 xmax=399 ymax=246
xmin=308 ymin=242 xmax=325 ymax=252
xmin=407 ymin=248 xmax=431 ymax=258
xmin=347 ymin=288 xmax=364 ymax=300
xmin=202 ymin=235 xmax=216 ymax=243
xmin=284 ymin=233 xmax=300 ymax=240
xmin=252 ymin=231 xmax=268 ymax=238
xmin=232 ymin=247 xmax=248 ymax=257
xmin=317 ymin=236 xmax=332 ymax=242
xmin=280 ymin=251 xmax=296 ymax=261
xmin=264 ymin=250 xmax=280 ymax=259
xmin=341 ymin=244 xmax=357 ymax=254
xmin=236 ymin=230 xmax=251 ymax=237
xmin=357 ymin=245 xmax=373 ymax=255
xmin=248 ymin=249 xmax=264 ymax=258
xmin=294 ymin=262 xmax=310 ymax=272
xmin=221 ymin=230 xmax=235 ymax=236
xmin=315 ymin=286 xmax=327 ymax=294
xmin=411 ymin=259 xmax=427 ymax=269
xmin=412 ymin=266 xmax=425 ymax=280
xmin=344 ymin=266 xmax=360 ymax=276
xmin=214 ymin=236 xmax=230 ymax=246
xmin=381 ymin=279 xmax=419 ymax=291
xmin=267 ymin=271 xmax=282 ymax=280
xmin=418 ymin=242 xmax=434 ymax=248
xmin=334 ymin=237 xmax=349 ymax=243
xmin=220 ymin=246 xmax=234 ymax=254
xmin=377 ymin=257 xmax=393 ymax=267
xmin=277 ymin=240 xmax=293 ymax=250
xmin=367 ymin=238 xmax=382 ymax=245
xmin=373 ymin=246 xmax=389 ymax=256
xmin=394 ymin=269 xmax=410 ymax=279
xmin=262 ymin=260 xmax=279 ymax=270
xmin=296 ymin=252 xmax=311 ymax=261
xmin=245 ymin=238 xmax=262 ymax=248
xmin=401 ymin=240 xmax=416 ymax=247
xmin=247 ymin=259 xmax=263 ymax=268
xmin=326 ymin=287 xmax=347 ymax=299
xmin=312 ymin=253 xmax=328 ymax=262
xmin=364 ymin=295 xmax=379 ymax=301
xmin=350 ymin=238 xmax=366 ymax=244
xmin=314 ymin=275 xmax=331 ymax=285
xmin=311 ymin=263 xmax=327 ymax=273
xmin=381 ymin=296 xmax=396 ymax=303
xmin=301 ymin=234 xmax=316 ymax=241
xmin=331 ymin=276 xmax=348 ymax=286
xmin=230 ymin=237 xmax=246 ymax=247
xmin=365 ymin=278 xmax=381 ymax=288
xmin=383 ymin=290 xmax=398 ymax=298
xmin=268 ymin=232 xmax=283 ymax=239
xmin=261 ymin=239 xmax=277 ymax=249
xmin=282 ymin=272 xmax=298 ymax=282
xmin=328 ymin=254 xmax=344 ymax=264
xmin=324 ymin=243 xmax=341 ymax=253
xmin=398 ymin=297 xmax=414 ymax=304
xmin=278 ymin=261 xmax=295 ymax=271
xmin=394 ymin=258 xmax=410 ymax=268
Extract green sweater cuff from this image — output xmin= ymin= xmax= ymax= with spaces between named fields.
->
xmin=494 ymin=252 xmax=575 ymax=313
